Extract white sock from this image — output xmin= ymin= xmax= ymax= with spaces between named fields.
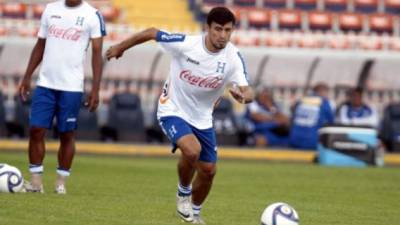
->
xmin=56 ymin=168 xmax=70 ymax=186
xmin=192 ymin=204 xmax=202 ymax=216
xmin=177 ymin=182 xmax=192 ymax=196
xmin=29 ymin=164 xmax=43 ymax=188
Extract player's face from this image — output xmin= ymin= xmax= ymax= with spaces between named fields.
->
xmin=207 ymin=22 xmax=234 ymax=50
xmin=350 ymin=92 xmax=362 ymax=107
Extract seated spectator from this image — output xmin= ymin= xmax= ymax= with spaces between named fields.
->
xmin=336 ymin=87 xmax=379 ymax=128
xmin=245 ymin=87 xmax=289 ymax=147
xmin=289 ymin=83 xmax=334 ymax=149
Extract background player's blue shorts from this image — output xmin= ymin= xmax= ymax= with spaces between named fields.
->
xmin=158 ymin=116 xmax=217 ymax=163
xmin=30 ymin=86 xmax=83 ymax=132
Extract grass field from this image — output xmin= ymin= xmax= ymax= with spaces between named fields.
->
xmin=0 ymin=151 xmax=399 ymax=225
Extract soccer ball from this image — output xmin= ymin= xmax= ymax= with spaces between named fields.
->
xmin=261 ymin=202 xmax=299 ymax=225
xmin=0 ymin=164 xmax=24 ymax=193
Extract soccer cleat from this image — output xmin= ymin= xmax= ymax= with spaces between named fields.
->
xmin=176 ymin=195 xmax=193 ymax=222
xmin=55 ymin=184 xmax=66 ymax=194
xmin=192 ymin=215 xmax=206 ymax=224
xmin=21 ymin=181 xmax=44 ymax=193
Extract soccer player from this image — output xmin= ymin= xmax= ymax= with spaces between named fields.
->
xmin=336 ymin=87 xmax=379 ymax=128
xmin=106 ymin=7 xmax=254 ymax=224
xmin=19 ymin=0 xmax=106 ymax=194
xmin=289 ymin=83 xmax=334 ymax=149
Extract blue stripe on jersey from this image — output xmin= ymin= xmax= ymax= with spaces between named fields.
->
xmin=156 ymin=30 xmax=185 ymax=42
xmin=96 ymin=11 xmax=107 ymax=36
xmin=237 ymin=52 xmax=249 ymax=82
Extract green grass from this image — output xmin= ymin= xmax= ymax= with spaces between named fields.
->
xmin=0 ymin=151 xmax=399 ymax=225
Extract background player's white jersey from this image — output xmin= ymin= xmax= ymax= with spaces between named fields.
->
xmin=156 ymin=31 xmax=249 ymax=129
xmin=37 ymin=0 xmax=106 ymax=92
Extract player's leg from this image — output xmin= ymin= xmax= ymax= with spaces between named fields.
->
xmin=159 ymin=116 xmax=201 ymax=222
xmin=176 ymin=134 xmax=201 ymax=188
xmin=190 ymin=126 xmax=217 ymax=224
xmin=25 ymin=86 xmax=57 ymax=193
xmin=55 ymin=90 xmax=82 ymax=194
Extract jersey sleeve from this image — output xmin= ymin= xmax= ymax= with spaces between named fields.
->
xmin=155 ymin=30 xmax=186 ymax=56
xmin=37 ymin=5 xmax=49 ymax=38
xmin=229 ymin=51 xmax=250 ymax=86
xmin=90 ymin=11 xmax=107 ymax=38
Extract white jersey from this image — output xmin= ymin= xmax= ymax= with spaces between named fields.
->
xmin=156 ymin=31 xmax=249 ymax=129
xmin=37 ymin=0 xmax=106 ymax=92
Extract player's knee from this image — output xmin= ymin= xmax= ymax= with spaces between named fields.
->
xmin=59 ymin=131 xmax=75 ymax=142
xmin=182 ymin=149 xmax=200 ymax=164
xmin=199 ymin=165 xmax=216 ymax=180
xmin=29 ymin=127 xmax=46 ymax=141
xmin=180 ymin=142 xmax=201 ymax=163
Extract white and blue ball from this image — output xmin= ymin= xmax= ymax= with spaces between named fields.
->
xmin=0 ymin=164 xmax=24 ymax=193
xmin=261 ymin=202 xmax=299 ymax=225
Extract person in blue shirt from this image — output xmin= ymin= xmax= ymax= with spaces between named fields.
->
xmin=336 ymin=87 xmax=379 ymax=128
xmin=245 ymin=87 xmax=289 ymax=147
xmin=289 ymin=83 xmax=334 ymax=149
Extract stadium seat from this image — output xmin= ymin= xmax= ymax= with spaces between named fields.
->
xmin=2 ymin=3 xmax=27 ymax=19
xmin=358 ymin=35 xmax=383 ymax=50
xmin=338 ymin=12 xmax=363 ymax=32
xmin=0 ymin=26 xmax=7 ymax=36
xmin=213 ymin=97 xmax=240 ymax=145
xmin=368 ymin=13 xmax=393 ymax=34
xmin=354 ymin=0 xmax=378 ymax=13
xmin=389 ymin=37 xmax=400 ymax=51
xmin=32 ymin=4 xmax=45 ymax=19
xmin=297 ymin=33 xmax=324 ymax=48
xmin=380 ymin=102 xmax=400 ymax=152
xmin=93 ymin=4 xmax=120 ymax=22
xmin=308 ymin=10 xmax=333 ymax=31
xmin=247 ymin=8 xmax=272 ymax=28
xmin=294 ymin=0 xmax=317 ymax=10
xmin=107 ymin=92 xmax=145 ymax=142
xmin=327 ymin=34 xmax=352 ymax=49
xmin=277 ymin=9 xmax=302 ymax=30
xmin=384 ymin=0 xmax=400 ymax=14
xmin=264 ymin=0 xmax=287 ymax=8
xmin=264 ymin=31 xmax=292 ymax=47
xmin=324 ymin=0 xmax=347 ymax=12
xmin=234 ymin=0 xmax=257 ymax=7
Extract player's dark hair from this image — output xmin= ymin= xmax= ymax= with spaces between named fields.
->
xmin=348 ymin=87 xmax=364 ymax=96
xmin=312 ymin=82 xmax=329 ymax=93
xmin=207 ymin=7 xmax=236 ymax=26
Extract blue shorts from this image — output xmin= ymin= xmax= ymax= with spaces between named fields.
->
xmin=158 ymin=116 xmax=217 ymax=163
xmin=30 ymin=86 xmax=83 ymax=132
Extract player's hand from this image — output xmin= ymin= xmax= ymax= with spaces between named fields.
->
xmin=85 ymin=91 xmax=100 ymax=112
xmin=229 ymin=85 xmax=245 ymax=104
xmin=106 ymin=44 xmax=124 ymax=60
xmin=18 ymin=77 xmax=31 ymax=102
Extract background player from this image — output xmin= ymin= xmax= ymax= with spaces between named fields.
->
xmin=106 ymin=7 xmax=254 ymax=224
xmin=19 ymin=0 xmax=106 ymax=194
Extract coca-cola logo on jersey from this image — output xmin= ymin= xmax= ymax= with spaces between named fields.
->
xmin=48 ymin=25 xmax=82 ymax=41
xmin=179 ymin=70 xmax=223 ymax=89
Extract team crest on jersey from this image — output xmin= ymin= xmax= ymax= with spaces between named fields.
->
xmin=216 ymin=62 xmax=226 ymax=73
xmin=75 ymin=16 xmax=85 ymax=26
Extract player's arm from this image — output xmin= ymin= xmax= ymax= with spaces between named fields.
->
xmin=19 ymin=38 xmax=46 ymax=101
xmin=106 ymin=27 xmax=159 ymax=60
xmin=86 ymin=37 xmax=103 ymax=112
xmin=229 ymin=85 xmax=255 ymax=104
